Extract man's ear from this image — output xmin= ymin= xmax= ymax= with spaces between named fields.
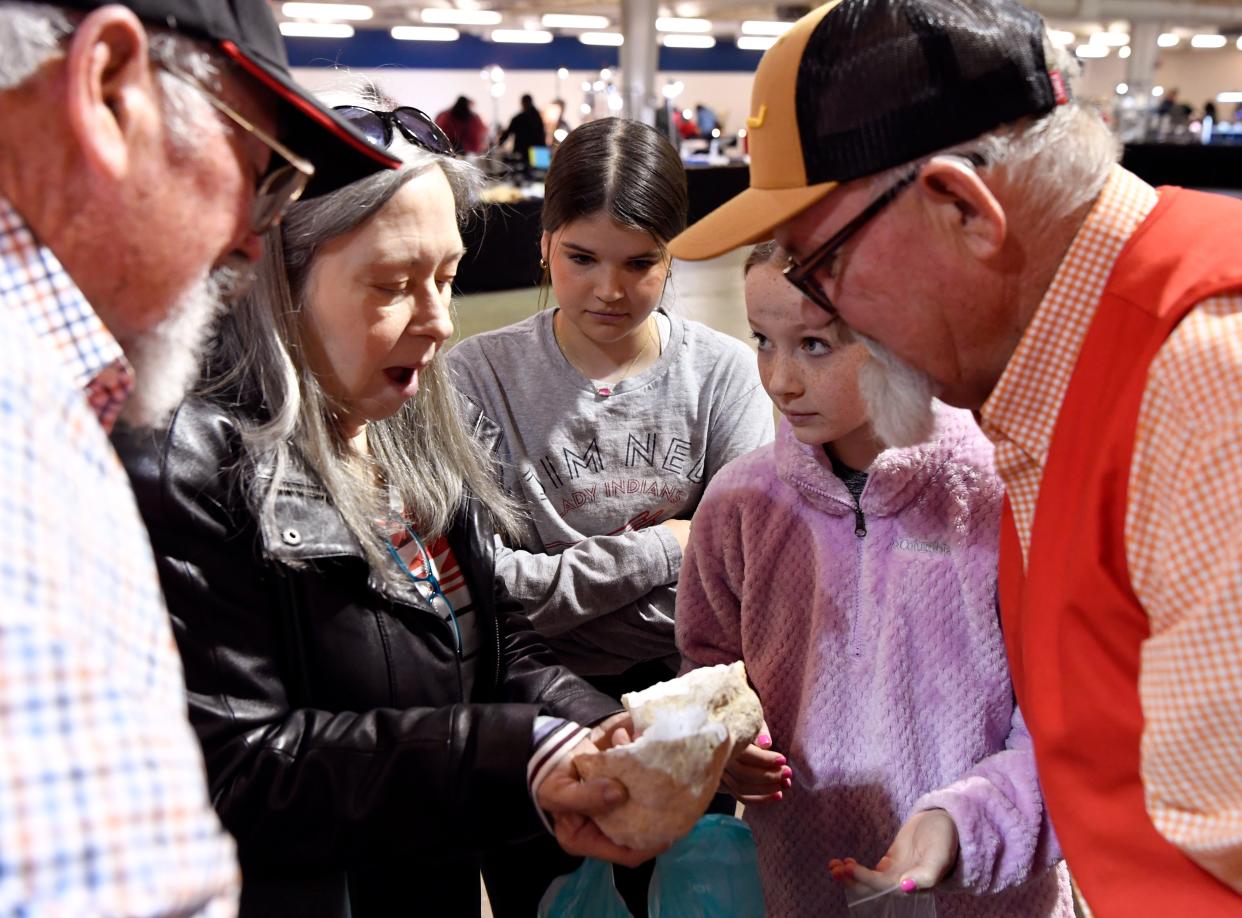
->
xmin=915 ymin=157 xmax=1007 ymax=261
xmin=64 ymin=6 xmax=154 ymax=181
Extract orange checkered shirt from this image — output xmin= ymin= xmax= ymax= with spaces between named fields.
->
xmin=979 ymin=166 xmax=1242 ymax=894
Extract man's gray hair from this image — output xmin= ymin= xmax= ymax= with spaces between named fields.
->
xmin=0 ymin=2 xmax=223 ymax=153
xmin=0 ymin=1 xmax=73 ymax=86
xmin=871 ymin=39 xmax=1119 ymax=238
xmin=209 ymin=79 xmax=521 ymax=584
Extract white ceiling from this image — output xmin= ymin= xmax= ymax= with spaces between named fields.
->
xmin=272 ymin=0 xmax=1242 ymax=40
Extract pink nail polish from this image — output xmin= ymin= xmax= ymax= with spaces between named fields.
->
xmin=774 ymin=791 xmax=783 ymax=801
xmin=900 ymin=878 xmax=917 ymax=893
xmin=758 ymin=734 xmax=771 ymax=747
xmin=781 ymin=766 xmax=793 ymax=778
xmin=774 ymin=754 xmax=787 ymax=765
xmin=783 ymin=776 xmax=792 ymax=788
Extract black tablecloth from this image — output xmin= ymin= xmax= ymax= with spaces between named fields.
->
xmin=455 ymin=166 xmax=755 ymax=295
xmin=457 ymin=198 xmax=544 ymax=295
xmin=1121 ymin=143 xmax=1242 ymax=192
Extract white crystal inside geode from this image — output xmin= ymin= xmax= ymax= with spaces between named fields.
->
xmin=574 ymin=662 xmax=764 ymax=849
xmin=624 ymin=661 xmax=764 ymax=751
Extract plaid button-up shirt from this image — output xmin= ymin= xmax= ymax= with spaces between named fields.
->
xmin=0 ymin=197 xmax=239 ymax=914
xmin=980 ymin=166 xmax=1242 ymax=895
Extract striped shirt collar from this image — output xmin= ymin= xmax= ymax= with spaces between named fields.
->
xmin=979 ymin=166 xmax=1159 ymax=472
xmin=0 ymin=195 xmax=134 ymax=431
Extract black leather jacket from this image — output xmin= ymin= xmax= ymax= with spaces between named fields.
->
xmin=113 ymin=394 xmax=621 ymax=917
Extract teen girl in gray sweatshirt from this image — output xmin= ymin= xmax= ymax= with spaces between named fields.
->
xmin=448 ymin=118 xmax=773 ymax=915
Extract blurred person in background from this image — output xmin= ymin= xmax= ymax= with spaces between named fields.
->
xmin=436 ymin=94 xmax=488 ymax=155
xmin=544 ymin=98 xmax=571 ymax=145
xmin=499 ymin=93 xmax=548 ymax=170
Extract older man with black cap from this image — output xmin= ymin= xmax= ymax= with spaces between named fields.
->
xmin=0 ymin=1 xmax=397 ymax=912
xmin=672 ymin=0 xmax=1242 ymax=914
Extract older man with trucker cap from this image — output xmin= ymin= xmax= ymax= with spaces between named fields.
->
xmin=671 ymin=0 xmax=1242 ymax=914
xmin=0 ymin=1 xmax=398 ymax=912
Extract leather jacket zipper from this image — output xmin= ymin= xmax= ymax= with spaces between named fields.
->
xmin=493 ymin=616 xmax=502 ymax=692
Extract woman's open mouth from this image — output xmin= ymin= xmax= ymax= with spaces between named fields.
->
xmin=382 ymin=365 xmax=421 ymax=398
xmin=384 ymin=366 xmax=415 ymax=386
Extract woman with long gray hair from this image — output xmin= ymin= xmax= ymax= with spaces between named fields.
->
xmin=112 ymin=83 xmax=657 ymax=918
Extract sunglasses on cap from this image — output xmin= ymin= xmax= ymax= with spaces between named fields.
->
xmin=333 ymin=106 xmax=454 ymax=156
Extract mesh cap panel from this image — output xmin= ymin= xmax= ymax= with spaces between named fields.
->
xmin=796 ymin=0 xmax=1058 ymax=184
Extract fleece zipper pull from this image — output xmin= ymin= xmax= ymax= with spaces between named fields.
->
xmin=852 ymin=501 xmax=867 ymax=538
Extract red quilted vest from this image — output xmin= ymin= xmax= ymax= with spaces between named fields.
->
xmin=999 ymin=187 xmax=1242 ymax=915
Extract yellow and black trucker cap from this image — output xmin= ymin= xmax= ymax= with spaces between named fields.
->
xmin=29 ymin=0 xmax=402 ymax=196
xmin=669 ymin=0 xmax=1067 ymax=261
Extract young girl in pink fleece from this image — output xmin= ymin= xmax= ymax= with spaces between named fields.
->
xmin=675 ymin=244 xmax=1073 ymax=917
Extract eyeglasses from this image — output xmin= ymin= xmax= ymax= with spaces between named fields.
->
xmin=333 ymin=105 xmax=454 ymax=156
xmin=160 ymin=63 xmax=314 ymax=235
xmin=784 ymin=153 xmax=986 ymax=316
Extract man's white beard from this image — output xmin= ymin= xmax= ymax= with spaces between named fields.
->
xmin=118 ymin=265 xmax=246 ymax=429
xmin=856 ymin=332 xmax=937 ymax=448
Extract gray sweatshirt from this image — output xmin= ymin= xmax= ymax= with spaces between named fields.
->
xmin=448 ymin=309 xmax=774 ymax=675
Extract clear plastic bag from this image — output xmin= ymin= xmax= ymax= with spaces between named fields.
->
xmin=845 ymin=883 xmax=938 ymax=918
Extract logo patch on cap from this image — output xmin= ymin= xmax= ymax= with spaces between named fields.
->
xmin=1050 ymin=70 xmax=1069 ymax=105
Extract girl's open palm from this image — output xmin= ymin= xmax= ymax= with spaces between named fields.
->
xmin=829 ymin=809 xmax=959 ymax=893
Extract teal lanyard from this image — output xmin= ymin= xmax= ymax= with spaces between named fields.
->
xmin=385 ymin=525 xmax=463 ymax=654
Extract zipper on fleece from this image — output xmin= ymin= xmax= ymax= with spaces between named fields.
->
xmin=849 ymin=535 xmax=864 ymax=658
xmin=851 ymin=499 xmax=867 ymax=538
xmin=846 ymin=483 xmax=868 ymax=658
xmin=792 ymin=475 xmax=868 ymax=652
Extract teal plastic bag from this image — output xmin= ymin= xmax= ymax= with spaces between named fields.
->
xmin=538 ymin=856 xmax=631 ymax=918
xmin=538 ymin=815 xmax=765 ymax=918
xmin=649 ymin=815 xmax=764 ymax=918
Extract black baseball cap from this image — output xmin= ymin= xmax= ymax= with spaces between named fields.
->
xmin=40 ymin=0 xmax=401 ymax=195
xmin=670 ymin=0 xmax=1068 ymax=260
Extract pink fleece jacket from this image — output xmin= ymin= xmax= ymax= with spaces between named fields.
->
xmin=677 ymin=407 xmax=1073 ymax=917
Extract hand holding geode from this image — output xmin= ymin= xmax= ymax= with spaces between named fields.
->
xmin=574 ymin=662 xmax=764 ymax=849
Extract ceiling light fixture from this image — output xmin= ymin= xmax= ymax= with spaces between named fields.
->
xmin=737 ymin=36 xmax=777 ymax=50
xmin=1191 ymin=34 xmax=1227 ymax=49
xmin=282 ymin=3 xmax=372 ymax=20
xmin=579 ymin=31 xmax=623 ymax=45
xmin=656 ymin=17 xmax=711 ymax=33
xmin=279 ymin=21 xmax=355 ymax=36
xmin=391 ymin=25 xmax=459 ymax=40
xmin=421 ymin=8 xmax=501 ymax=25
xmin=1089 ymin=31 xmax=1129 ymax=47
xmin=740 ymin=20 xmax=793 ymax=36
xmin=541 ymin=13 xmax=609 ymax=29
xmin=491 ymin=28 xmax=553 ymax=43
xmin=661 ymin=33 xmax=715 ymax=48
